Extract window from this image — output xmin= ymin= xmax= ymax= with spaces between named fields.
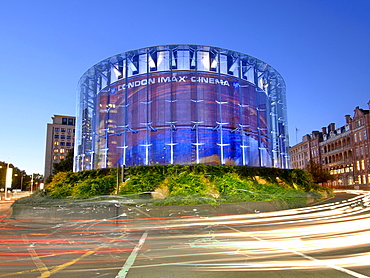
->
xmin=54 ymin=135 xmax=59 ymax=139
xmin=67 ymin=135 xmax=71 ymax=140
xmin=67 ymin=129 xmax=72 ymax=133
xmin=68 ymin=118 xmax=74 ymax=125
xmin=54 ymin=141 xmax=59 ymax=146
xmin=60 ymin=142 xmax=65 ymax=146
xmin=66 ymin=142 xmax=71 ymax=146
xmin=62 ymin=118 xmax=67 ymax=125
xmin=54 ymin=128 xmax=60 ymax=132
xmin=53 ymin=149 xmax=59 ymax=153
xmin=60 ymin=155 xmax=65 ymax=160
xmin=53 ymin=155 xmax=58 ymax=160
xmin=61 ymin=135 xmax=65 ymax=139
xmin=348 ymin=176 xmax=353 ymax=185
xmin=61 ymin=128 xmax=66 ymax=132
xmin=354 ymin=133 xmax=357 ymax=143
xmin=361 ymin=160 xmax=365 ymax=170
xmin=60 ymin=149 xmax=65 ymax=153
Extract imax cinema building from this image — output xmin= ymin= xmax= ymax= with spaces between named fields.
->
xmin=74 ymin=45 xmax=290 ymax=171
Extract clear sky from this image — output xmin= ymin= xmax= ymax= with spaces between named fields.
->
xmin=0 ymin=0 xmax=369 ymax=175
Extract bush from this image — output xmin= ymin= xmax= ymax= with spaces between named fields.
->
xmin=119 ymin=170 xmax=163 ymax=195
xmin=43 ymin=165 xmax=332 ymax=206
xmin=153 ymin=194 xmax=219 ymax=206
xmin=46 ymin=168 xmax=117 ymax=198
xmin=46 ymin=172 xmax=74 ymax=198
xmin=73 ymin=175 xmax=116 ymax=198
xmin=167 ymin=172 xmax=209 ymax=196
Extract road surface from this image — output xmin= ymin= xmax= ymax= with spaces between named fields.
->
xmin=0 ymin=191 xmax=370 ymax=277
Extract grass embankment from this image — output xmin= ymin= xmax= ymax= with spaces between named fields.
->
xmin=15 ymin=165 xmax=333 ymax=208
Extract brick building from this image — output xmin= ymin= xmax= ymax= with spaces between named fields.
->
xmin=290 ymin=103 xmax=370 ymax=189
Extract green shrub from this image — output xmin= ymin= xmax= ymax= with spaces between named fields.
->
xmin=213 ymin=173 xmax=253 ymax=194
xmin=167 ymin=172 xmax=209 ymax=196
xmin=153 ymin=194 xmax=219 ymax=206
xmin=73 ymin=175 xmax=116 ymax=198
xmin=119 ymin=170 xmax=164 ymax=195
xmin=43 ymin=164 xmax=332 ymax=206
xmin=45 ymin=171 xmax=74 ymax=198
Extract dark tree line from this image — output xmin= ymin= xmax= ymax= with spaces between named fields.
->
xmin=305 ymin=160 xmax=336 ymax=184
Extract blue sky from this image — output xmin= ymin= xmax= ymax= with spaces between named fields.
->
xmin=0 ymin=0 xmax=369 ymax=175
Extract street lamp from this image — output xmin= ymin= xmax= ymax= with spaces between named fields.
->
xmin=31 ymin=174 xmax=34 ymax=194
xmin=4 ymin=163 xmax=12 ymax=200
xmin=20 ymin=174 xmax=24 ymax=191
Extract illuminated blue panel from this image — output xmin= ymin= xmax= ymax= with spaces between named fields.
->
xmin=75 ymin=45 xmax=290 ymax=171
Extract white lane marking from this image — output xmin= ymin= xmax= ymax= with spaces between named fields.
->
xmin=116 ymin=232 xmax=148 ymax=278
xmin=226 ymin=226 xmax=370 ymax=278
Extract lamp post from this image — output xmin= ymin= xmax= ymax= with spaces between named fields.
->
xmin=20 ymin=174 xmax=24 ymax=191
xmin=0 ymin=164 xmax=3 ymax=199
xmin=31 ymin=174 xmax=34 ymax=194
xmin=4 ymin=163 xmax=12 ymax=200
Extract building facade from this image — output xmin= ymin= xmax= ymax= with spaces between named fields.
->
xmin=44 ymin=115 xmax=75 ymax=180
xmin=320 ymin=123 xmax=352 ymax=187
xmin=349 ymin=107 xmax=370 ymax=188
xmin=290 ymin=104 xmax=370 ymax=189
xmin=74 ymin=45 xmax=290 ymax=171
xmin=290 ymin=131 xmax=322 ymax=169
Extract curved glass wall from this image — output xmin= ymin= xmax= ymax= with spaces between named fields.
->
xmin=74 ymin=45 xmax=290 ymax=171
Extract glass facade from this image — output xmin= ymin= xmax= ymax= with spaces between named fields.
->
xmin=74 ymin=45 xmax=290 ymax=171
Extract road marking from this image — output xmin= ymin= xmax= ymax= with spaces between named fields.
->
xmin=42 ymin=250 xmax=95 ymax=277
xmin=294 ymin=251 xmax=370 ymax=278
xmin=40 ymin=234 xmax=128 ymax=277
xmin=116 ymin=232 xmax=148 ymax=278
xmin=226 ymin=226 xmax=370 ymax=278
xmin=22 ymin=234 xmax=51 ymax=277
xmin=0 ymin=234 xmax=128 ymax=278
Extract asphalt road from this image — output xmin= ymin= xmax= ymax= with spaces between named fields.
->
xmin=1 ymin=191 xmax=370 ymax=278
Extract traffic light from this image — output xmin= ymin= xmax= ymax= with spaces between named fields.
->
xmin=122 ymin=165 xmax=130 ymax=183
xmin=116 ymin=165 xmax=130 ymax=194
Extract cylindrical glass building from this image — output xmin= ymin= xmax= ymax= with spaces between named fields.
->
xmin=74 ymin=45 xmax=290 ymax=171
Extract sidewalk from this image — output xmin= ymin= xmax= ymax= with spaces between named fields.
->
xmin=0 ymin=201 xmax=13 ymax=220
xmin=0 ymin=191 xmax=31 ymax=202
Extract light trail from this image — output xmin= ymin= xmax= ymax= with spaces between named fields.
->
xmin=0 ymin=190 xmax=370 ymax=277
xmin=124 ymin=190 xmax=370 ymax=275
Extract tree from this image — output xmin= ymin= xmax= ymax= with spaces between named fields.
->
xmin=305 ymin=160 xmax=336 ymax=184
xmin=53 ymin=148 xmax=74 ymax=175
